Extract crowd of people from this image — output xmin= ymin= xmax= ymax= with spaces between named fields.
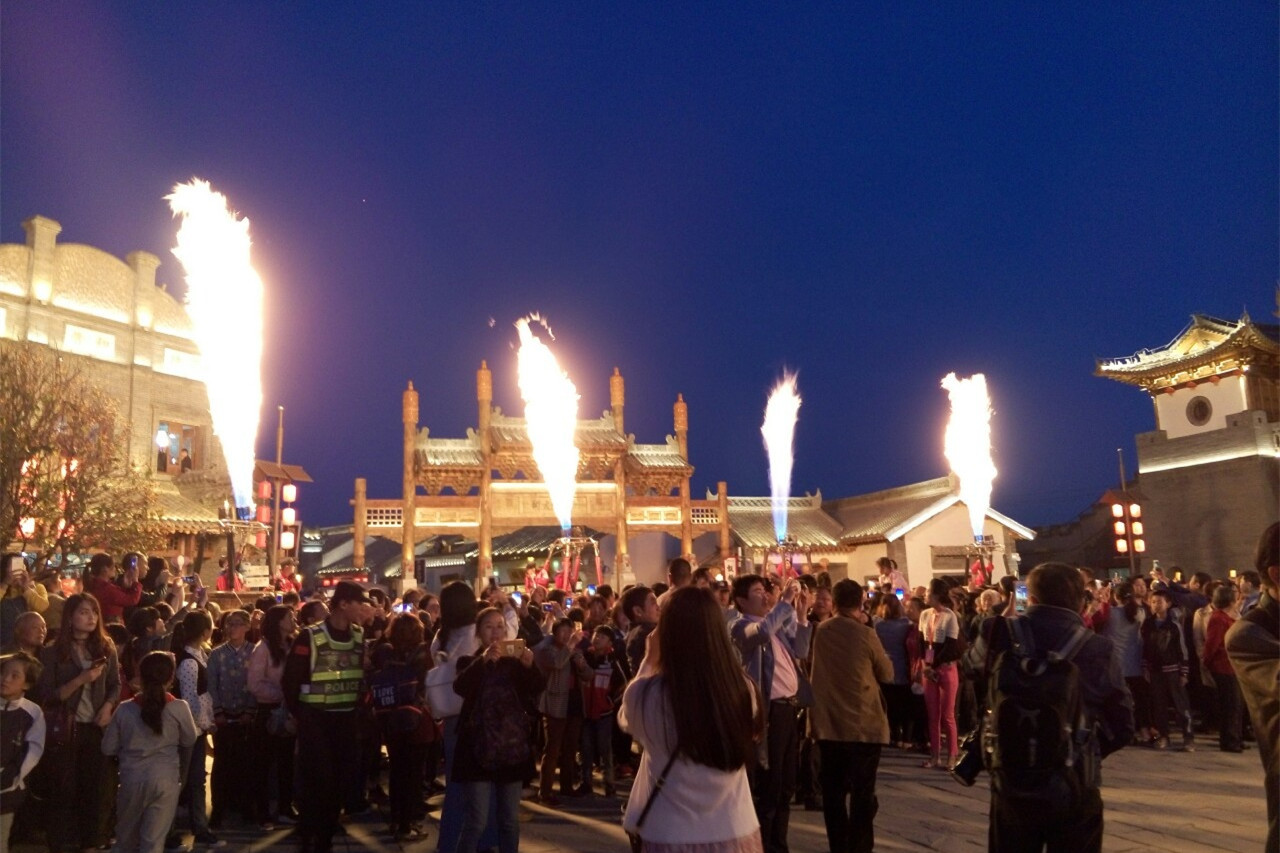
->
xmin=0 ymin=522 xmax=1275 ymax=853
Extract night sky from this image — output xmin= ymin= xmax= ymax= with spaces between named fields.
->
xmin=2 ymin=3 xmax=1275 ymax=530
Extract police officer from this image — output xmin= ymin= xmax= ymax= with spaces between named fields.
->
xmin=283 ymin=580 xmax=371 ymax=853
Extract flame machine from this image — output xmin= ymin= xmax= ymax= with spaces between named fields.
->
xmin=531 ymin=532 xmax=603 ymax=594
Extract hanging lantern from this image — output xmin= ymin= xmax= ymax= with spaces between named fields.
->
xmin=282 ymin=507 xmax=296 ymax=526
xmin=256 ymin=505 xmax=271 ymax=524
xmin=255 ymin=531 xmax=267 ymax=549
xmin=258 ymin=481 xmax=272 ymax=501
xmin=281 ymin=530 xmax=296 ymax=550
xmin=282 ymin=483 xmax=297 ymax=503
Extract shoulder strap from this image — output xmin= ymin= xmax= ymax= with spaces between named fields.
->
xmin=1007 ymin=616 xmax=1036 ymax=659
xmin=1049 ymin=624 xmax=1091 ymax=664
xmin=634 ymin=750 xmax=679 ymax=831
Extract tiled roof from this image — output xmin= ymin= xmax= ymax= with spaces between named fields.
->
xmin=476 ymin=525 xmax=606 ymax=558
xmin=824 ymin=477 xmax=957 ymax=543
xmin=726 ymin=493 xmax=844 ymax=549
xmin=629 ymin=436 xmax=688 ymax=469
xmin=1096 ymin=313 xmax=1280 ymax=379
xmin=152 ymin=483 xmax=222 ymax=534
xmin=417 ymin=436 xmax=484 ymax=468
xmin=823 ymin=476 xmax=1036 ymax=543
xmin=488 ymin=412 xmax=627 ymax=449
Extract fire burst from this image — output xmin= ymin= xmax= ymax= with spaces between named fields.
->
xmin=940 ymin=372 xmax=997 ymax=540
xmin=762 ymin=372 xmax=802 ymax=542
xmin=167 ymin=179 xmax=263 ymax=512
xmin=515 ymin=314 xmax=580 ymax=531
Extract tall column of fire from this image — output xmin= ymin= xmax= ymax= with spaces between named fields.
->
xmin=401 ymin=382 xmax=418 ymax=595
xmin=477 ymin=361 xmax=494 ymax=592
xmin=675 ymin=394 xmax=693 ymax=557
xmin=611 ymin=367 xmax=630 ymax=585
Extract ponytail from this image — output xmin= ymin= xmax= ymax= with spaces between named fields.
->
xmin=136 ymin=651 xmax=176 ymax=734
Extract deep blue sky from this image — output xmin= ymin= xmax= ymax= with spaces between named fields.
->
xmin=2 ymin=3 xmax=1276 ymax=529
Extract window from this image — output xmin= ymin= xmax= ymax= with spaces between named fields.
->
xmin=155 ymin=420 xmax=203 ymax=473
xmin=1186 ymin=396 xmax=1212 ymax=427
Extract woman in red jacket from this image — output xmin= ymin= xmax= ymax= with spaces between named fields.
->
xmin=1202 ymin=584 xmax=1244 ymax=752
xmin=82 ymin=553 xmax=141 ymax=625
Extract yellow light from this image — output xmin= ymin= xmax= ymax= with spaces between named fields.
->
xmin=1129 ymin=503 xmax=1141 ymax=518
xmin=1111 ymin=504 xmax=1124 ymax=518
xmin=156 ymin=428 xmax=170 ymax=449
xmin=282 ymin=483 xmax=297 ymax=503
xmin=1116 ymin=539 xmax=1129 ymax=554
xmin=1132 ymin=521 xmax=1143 ymax=536
xmin=515 ymin=315 xmax=580 ymax=530
xmin=280 ymin=530 xmax=296 ymax=550
xmin=941 ymin=372 xmax=997 ymax=540
xmin=281 ymin=507 xmax=296 ymax=526
xmin=167 ymin=179 xmax=264 ymax=510
xmin=1133 ymin=539 xmax=1146 ymax=553
xmin=18 ymin=518 xmax=35 ymax=538
xmin=1229 ymin=569 xmax=1237 ymax=579
xmin=1113 ymin=521 xmax=1125 ymax=535
xmin=762 ymin=372 xmax=802 ymax=541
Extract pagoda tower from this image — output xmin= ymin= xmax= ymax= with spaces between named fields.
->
xmin=1096 ymin=313 xmax=1279 ymax=573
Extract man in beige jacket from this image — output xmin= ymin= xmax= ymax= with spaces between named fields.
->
xmin=810 ymin=579 xmax=893 ymax=853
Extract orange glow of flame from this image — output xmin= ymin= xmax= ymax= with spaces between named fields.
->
xmin=515 ymin=315 xmax=580 ymax=530
xmin=940 ymin=372 xmax=997 ymax=539
xmin=761 ymin=372 xmax=802 ymax=542
xmin=167 ymin=179 xmax=264 ymax=510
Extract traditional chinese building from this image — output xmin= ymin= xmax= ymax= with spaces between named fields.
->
xmin=0 ymin=215 xmax=229 ymax=551
xmin=353 ymin=363 xmax=732 ymax=590
xmin=1095 ymin=312 xmax=1280 ymax=573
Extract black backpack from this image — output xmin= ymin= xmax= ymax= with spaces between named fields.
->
xmin=981 ymin=617 xmax=1096 ymax=814
xmin=468 ymin=669 xmax=532 ymax=771
xmin=369 ymin=658 xmax=423 ymax=734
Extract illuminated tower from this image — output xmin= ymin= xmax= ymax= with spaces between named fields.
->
xmin=1096 ymin=313 xmax=1279 ymax=572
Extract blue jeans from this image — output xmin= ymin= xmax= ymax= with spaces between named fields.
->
xmin=456 ymin=780 xmax=521 ymax=853
xmin=176 ymin=733 xmax=210 ymax=835
xmin=580 ymin=714 xmax=615 ymax=790
xmin=438 ymin=716 xmax=498 ymax=853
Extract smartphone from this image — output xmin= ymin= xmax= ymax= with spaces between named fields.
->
xmin=573 ymin=621 xmax=583 ymax=633
xmin=894 ymin=588 xmax=905 ymax=601
xmin=394 ymin=602 xmax=413 ymax=614
xmin=585 ymin=585 xmax=597 ymax=597
xmin=500 ymin=639 xmax=526 ymax=657
xmin=564 ymin=596 xmax=574 ymax=608
xmin=275 ymin=594 xmax=284 ymax=603
xmin=182 ymin=576 xmax=196 ymax=585
xmin=510 ymin=591 xmax=523 ymax=605
xmin=542 ymin=603 xmax=556 ymax=612
xmin=1015 ymin=582 xmax=1029 ymax=614
xmin=90 ymin=657 xmax=108 ymax=668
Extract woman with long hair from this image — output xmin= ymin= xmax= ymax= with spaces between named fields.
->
xmin=874 ymin=593 xmax=915 ymax=748
xmin=169 ymin=609 xmax=220 ymax=847
xmin=102 ymin=651 xmax=198 ymax=853
xmin=919 ymin=578 xmax=962 ymax=770
xmin=369 ymin=612 xmax=431 ymax=841
xmin=451 ymin=607 xmax=544 ymax=853
xmin=621 ymin=586 xmax=760 ymax=852
xmin=248 ymin=604 xmax=297 ymax=826
xmin=33 ymin=592 xmax=120 ymax=853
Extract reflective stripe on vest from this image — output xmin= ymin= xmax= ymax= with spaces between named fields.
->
xmin=299 ymin=622 xmax=364 ymax=708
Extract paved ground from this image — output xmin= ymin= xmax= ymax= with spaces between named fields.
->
xmin=12 ymin=743 xmax=1269 ymax=852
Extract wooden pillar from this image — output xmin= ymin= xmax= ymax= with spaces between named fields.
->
xmin=477 ymin=361 xmax=493 ymax=594
xmin=352 ymin=478 xmax=367 ymax=571
xmin=674 ymin=393 xmax=692 ymax=557
xmin=611 ymin=367 xmax=630 ymax=584
xmin=717 ymin=480 xmax=731 ymax=559
xmin=401 ymin=383 xmax=418 ymax=595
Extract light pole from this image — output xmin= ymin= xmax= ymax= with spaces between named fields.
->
xmin=269 ymin=406 xmax=284 ymax=580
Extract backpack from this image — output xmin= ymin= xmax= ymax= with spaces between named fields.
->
xmin=369 ymin=658 xmax=423 ymax=734
xmin=981 ymin=617 xmax=1097 ymax=815
xmin=469 ymin=669 xmax=532 ymax=771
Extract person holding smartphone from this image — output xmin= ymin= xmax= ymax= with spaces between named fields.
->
xmin=1 ymin=554 xmax=49 ymax=649
xmin=33 ymin=592 xmax=120 ymax=852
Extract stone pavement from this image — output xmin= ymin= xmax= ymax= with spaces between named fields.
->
xmin=12 ymin=743 xmax=1268 ymax=852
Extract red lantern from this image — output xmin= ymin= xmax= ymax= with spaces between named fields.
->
xmin=257 ymin=505 xmax=271 ymax=524
xmin=255 ymin=531 xmax=267 ymax=549
xmin=258 ymin=481 xmax=272 ymax=501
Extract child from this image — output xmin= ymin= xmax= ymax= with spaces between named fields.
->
xmin=103 ymin=650 xmax=198 ymax=853
xmin=577 ymin=626 xmax=626 ymax=797
xmin=0 ymin=651 xmax=46 ymax=849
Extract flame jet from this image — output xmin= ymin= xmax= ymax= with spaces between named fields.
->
xmin=761 ymin=372 xmax=802 ymax=542
xmin=167 ymin=179 xmax=263 ymax=512
xmin=940 ymin=372 xmax=997 ymax=540
xmin=515 ymin=315 xmax=580 ymax=532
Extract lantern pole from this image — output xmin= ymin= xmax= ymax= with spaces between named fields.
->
xmin=270 ymin=405 xmax=284 ymax=580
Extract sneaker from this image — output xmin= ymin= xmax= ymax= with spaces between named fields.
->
xmin=1182 ymin=736 xmax=1196 ymax=752
xmin=1154 ymin=736 xmax=1169 ymax=750
xmin=193 ymin=832 xmax=227 ymax=848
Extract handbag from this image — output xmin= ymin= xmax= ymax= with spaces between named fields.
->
xmin=625 ymin=751 xmax=679 ymax=853
xmin=43 ymin=700 xmax=77 ymax=748
xmin=424 ymin=658 xmax=463 ymax=719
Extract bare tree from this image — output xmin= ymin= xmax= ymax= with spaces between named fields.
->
xmin=0 ymin=341 xmax=162 ymax=566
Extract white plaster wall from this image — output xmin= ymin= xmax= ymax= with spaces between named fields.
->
xmin=1153 ymin=377 xmax=1247 ymax=438
xmin=902 ymin=504 xmax=1016 ymax=587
